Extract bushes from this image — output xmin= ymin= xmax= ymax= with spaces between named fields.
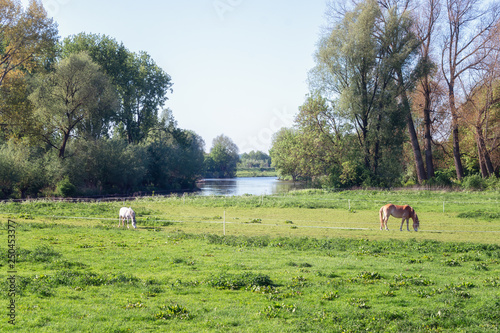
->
xmin=461 ymin=174 xmax=485 ymax=190
xmin=461 ymin=174 xmax=500 ymax=191
xmin=55 ymin=177 xmax=77 ymax=197
xmin=0 ymin=132 xmax=205 ymax=198
xmin=0 ymin=142 xmax=59 ymax=198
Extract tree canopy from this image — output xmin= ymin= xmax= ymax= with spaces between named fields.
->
xmin=0 ymin=2 xmax=204 ymax=198
xmin=271 ymin=0 xmax=500 ymax=188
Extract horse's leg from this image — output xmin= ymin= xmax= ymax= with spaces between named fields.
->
xmin=406 ymin=218 xmax=410 ymax=231
xmin=379 ymin=208 xmax=384 ymax=230
xmin=400 ymin=218 xmax=405 ymax=231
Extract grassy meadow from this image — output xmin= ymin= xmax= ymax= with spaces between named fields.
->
xmin=1 ymin=189 xmax=499 ymax=332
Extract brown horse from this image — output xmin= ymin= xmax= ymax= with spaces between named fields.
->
xmin=379 ymin=204 xmax=419 ymax=232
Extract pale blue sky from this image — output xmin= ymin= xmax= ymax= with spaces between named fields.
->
xmin=26 ymin=0 xmax=328 ymax=153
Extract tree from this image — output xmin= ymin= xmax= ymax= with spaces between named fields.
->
xmin=205 ymin=134 xmax=239 ymax=178
xmin=29 ymin=52 xmax=119 ymax=158
xmin=376 ymin=0 xmax=427 ymax=183
xmin=441 ymin=0 xmax=500 ymax=179
xmin=270 ymin=128 xmax=303 ymax=182
xmin=240 ymin=150 xmax=271 ymax=168
xmin=121 ymin=52 xmax=172 ymax=143
xmin=308 ymin=0 xmax=408 ymax=185
xmin=0 ymin=0 xmax=58 ymax=139
xmin=413 ymin=0 xmax=441 ymax=179
xmin=315 ymin=0 xmax=386 ymax=172
xmin=294 ymin=93 xmax=346 ymax=180
xmin=0 ymin=0 xmax=58 ymax=86
xmin=61 ymin=33 xmax=174 ymax=144
xmin=461 ymin=47 xmax=500 ymax=177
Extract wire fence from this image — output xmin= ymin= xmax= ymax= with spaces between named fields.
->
xmin=1 ymin=192 xmax=499 ymax=211
xmin=2 ymin=210 xmax=499 ymax=235
xmin=1 ymin=193 xmax=499 ymax=235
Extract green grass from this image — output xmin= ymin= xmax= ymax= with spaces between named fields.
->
xmin=0 ymin=189 xmax=499 ymax=332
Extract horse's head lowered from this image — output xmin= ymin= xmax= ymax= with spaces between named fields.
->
xmin=130 ymin=209 xmax=137 ymax=227
xmin=412 ymin=212 xmax=419 ymax=232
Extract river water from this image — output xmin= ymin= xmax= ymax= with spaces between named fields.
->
xmin=196 ymin=177 xmax=305 ymax=196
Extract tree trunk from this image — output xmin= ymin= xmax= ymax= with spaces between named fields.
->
xmin=59 ymin=131 xmax=70 ymax=158
xmin=476 ymin=135 xmax=488 ymax=178
xmin=476 ymin=127 xmax=495 ymax=177
xmin=372 ymin=113 xmax=382 ymax=175
xmin=447 ymin=82 xmax=465 ymax=179
xmin=396 ymin=70 xmax=427 ymax=183
xmin=422 ymin=80 xmax=435 ymax=179
xmin=451 ymin=124 xmax=464 ymax=179
xmin=449 ymin=89 xmax=465 ymax=179
xmin=407 ymin=112 xmax=427 ymax=183
xmin=423 ymin=108 xmax=435 ymax=179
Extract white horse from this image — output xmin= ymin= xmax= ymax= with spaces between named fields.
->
xmin=118 ymin=207 xmax=136 ymax=229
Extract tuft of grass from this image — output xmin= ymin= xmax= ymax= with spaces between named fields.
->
xmin=207 ymin=272 xmax=274 ymax=290
xmin=155 ymin=303 xmax=193 ymax=320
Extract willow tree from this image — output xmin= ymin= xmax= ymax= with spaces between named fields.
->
xmin=315 ymin=0 xmax=384 ymax=171
xmin=308 ymin=0 xmax=408 ymax=185
xmin=377 ymin=0 xmax=427 ymax=182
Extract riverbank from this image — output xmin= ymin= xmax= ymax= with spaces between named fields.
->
xmin=235 ymin=167 xmax=277 ymax=177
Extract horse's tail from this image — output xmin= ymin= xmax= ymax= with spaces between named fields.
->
xmin=379 ymin=206 xmax=384 ymax=223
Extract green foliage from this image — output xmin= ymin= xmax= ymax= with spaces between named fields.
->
xmin=0 ymin=28 xmax=203 ymax=198
xmin=0 ymin=144 xmax=19 ymax=198
xmin=457 ymin=210 xmax=500 ymax=221
xmin=461 ymin=174 xmax=485 ymax=191
xmin=30 ymin=52 xmax=119 ymax=158
xmin=61 ymin=33 xmax=173 ymax=144
xmin=270 ymin=128 xmax=307 ymax=182
xmin=207 ymin=272 xmax=274 ymax=290
xmin=204 ymin=134 xmax=239 ymax=178
xmin=459 ymin=174 xmax=500 ymax=191
xmin=155 ymin=304 xmax=193 ymax=320
xmin=239 ymin=150 xmax=271 ymax=168
xmin=0 ymin=128 xmax=204 ymax=197
xmin=0 ymin=142 xmax=62 ymax=198
xmin=260 ymin=303 xmax=297 ymax=318
xmin=16 ymin=245 xmax=61 ymax=263
xmin=55 ymin=177 xmax=76 ymax=197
